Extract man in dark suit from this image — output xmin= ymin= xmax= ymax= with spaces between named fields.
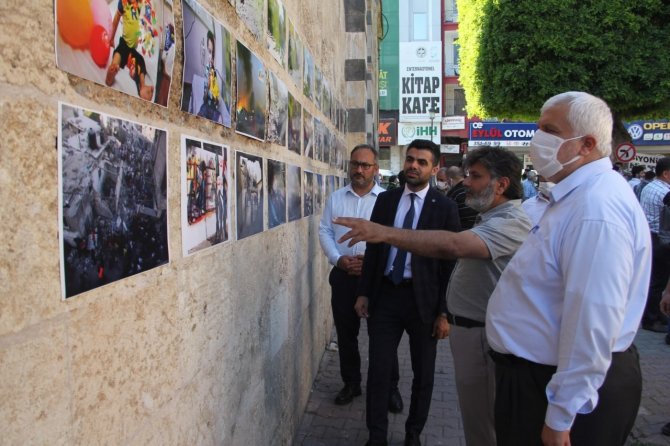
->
xmin=355 ymin=139 xmax=460 ymax=446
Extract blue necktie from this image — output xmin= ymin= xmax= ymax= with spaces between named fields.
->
xmin=390 ymin=193 xmax=415 ymax=285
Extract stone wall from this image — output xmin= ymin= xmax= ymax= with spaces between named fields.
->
xmin=0 ymin=0 xmax=378 ymax=444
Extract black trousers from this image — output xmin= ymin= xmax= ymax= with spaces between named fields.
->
xmin=329 ymin=267 xmax=399 ymax=386
xmin=492 ymin=345 xmax=641 ymax=446
xmin=643 ymin=233 xmax=670 ymax=324
xmin=366 ymin=279 xmax=437 ymax=442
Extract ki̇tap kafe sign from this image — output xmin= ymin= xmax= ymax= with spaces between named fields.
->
xmin=399 ymin=41 xmax=442 ymax=122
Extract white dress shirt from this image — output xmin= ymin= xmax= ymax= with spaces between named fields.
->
xmin=486 ymin=157 xmax=652 ymax=431
xmin=384 ymin=184 xmax=429 ymax=279
xmin=319 ymin=183 xmax=385 ymax=266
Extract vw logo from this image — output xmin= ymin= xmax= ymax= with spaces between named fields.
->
xmin=627 ymin=124 xmax=643 ymax=140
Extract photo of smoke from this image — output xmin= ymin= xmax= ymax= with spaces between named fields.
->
xmin=303 ymin=170 xmax=313 ymax=217
xmin=287 ymin=164 xmax=301 ymax=221
xmin=236 ymin=151 xmax=264 ymax=239
xmin=303 ymin=109 xmax=314 ymax=159
xmin=315 ymin=173 xmax=323 ymax=213
xmin=266 ymin=0 xmax=286 ymax=66
xmin=236 ymin=41 xmax=267 ymax=141
xmin=267 ymin=72 xmax=288 ymax=146
xmin=181 ymin=135 xmax=230 ymax=256
xmin=288 ymin=92 xmax=301 ymax=154
xmin=287 ymin=19 xmax=302 ymax=87
xmin=303 ymin=46 xmax=314 ymax=100
xmin=58 ymin=102 xmax=169 ymax=299
xmin=180 ymin=0 xmax=232 ymax=127
xmin=267 ymin=159 xmax=287 ymax=228
xmin=236 ymin=0 xmax=263 ymax=40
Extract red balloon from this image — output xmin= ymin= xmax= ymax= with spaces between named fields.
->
xmin=90 ymin=25 xmax=110 ymax=68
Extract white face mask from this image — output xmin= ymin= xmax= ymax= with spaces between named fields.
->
xmin=529 ymin=130 xmax=584 ymax=179
xmin=538 ymin=181 xmax=555 ymax=198
xmin=436 ymin=181 xmax=448 ymax=190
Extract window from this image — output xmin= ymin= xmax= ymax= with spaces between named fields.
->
xmin=379 ymin=147 xmax=391 ymax=161
xmin=413 ymin=13 xmax=428 ymax=40
xmin=454 ymin=89 xmax=466 ymax=116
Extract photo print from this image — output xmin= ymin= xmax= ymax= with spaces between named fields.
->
xmin=266 ymin=0 xmax=286 ymax=66
xmin=303 ymin=46 xmax=314 ymax=100
xmin=287 ymin=164 xmax=301 ymax=221
xmin=287 ymin=19 xmax=302 ymax=87
xmin=303 ymin=170 xmax=314 ymax=217
xmin=236 ymin=0 xmax=263 ymax=41
xmin=181 ymin=135 xmax=231 ymax=256
xmin=267 ymin=72 xmax=288 ymax=146
xmin=236 ymin=41 xmax=267 ymax=141
xmin=58 ymin=102 xmax=169 ymax=299
xmin=55 ymin=0 xmax=176 ymax=106
xmin=314 ymin=67 xmax=322 ymax=111
xmin=180 ymin=0 xmax=232 ymax=127
xmin=314 ymin=118 xmax=324 ymax=163
xmin=315 ymin=173 xmax=323 ymax=212
xmin=303 ymin=109 xmax=314 ymax=159
xmin=322 ymin=79 xmax=332 ymax=123
xmin=267 ymin=159 xmax=287 ymax=229
xmin=288 ymin=92 xmax=301 ymax=154
xmin=326 ymin=175 xmax=335 ymax=199
xmin=236 ymin=151 xmax=264 ymax=239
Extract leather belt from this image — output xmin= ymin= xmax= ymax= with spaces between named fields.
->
xmin=447 ymin=313 xmax=484 ymax=328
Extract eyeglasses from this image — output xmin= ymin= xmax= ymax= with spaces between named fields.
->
xmin=349 ymin=161 xmax=376 ymax=171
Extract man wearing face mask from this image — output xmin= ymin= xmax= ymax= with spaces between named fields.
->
xmin=521 ymin=175 xmax=554 ymax=226
xmin=435 ymin=167 xmax=450 ymax=195
xmin=334 ymin=146 xmax=531 ymax=446
xmin=487 ymin=91 xmax=651 ymax=446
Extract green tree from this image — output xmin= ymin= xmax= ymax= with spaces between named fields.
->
xmin=457 ymin=0 xmax=670 ymax=127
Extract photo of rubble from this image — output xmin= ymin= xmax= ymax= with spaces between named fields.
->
xmin=315 ymin=173 xmax=323 ymax=212
xmin=58 ymin=103 xmax=169 ymax=299
xmin=236 ymin=151 xmax=264 ymax=239
xmin=288 ymin=92 xmax=301 ymax=154
xmin=287 ymin=164 xmax=301 ymax=221
xmin=303 ymin=46 xmax=314 ymax=100
xmin=303 ymin=170 xmax=313 ymax=217
xmin=303 ymin=109 xmax=314 ymax=159
xmin=236 ymin=0 xmax=263 ymax=41
xmin=267 ymin=159 xmax=287 ymax=229
xmin=267 ymin=72 xmax=288 ymax=145
xmin=287 ymin=19 xmax=302 ymax=87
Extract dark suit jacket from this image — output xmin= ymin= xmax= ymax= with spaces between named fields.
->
xmin=357 ymin=186 xmax=460 ymax=324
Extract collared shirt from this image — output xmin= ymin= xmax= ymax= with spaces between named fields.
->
xmin=628 ymin=177 xmax=641 ymax=189
xmin=640 ymin=178 xmax=670 ymax=233
xmin=319 ymin=183 xmax=385 ymax=266
xmin=384 ymin=184 xmax=430 ymax=279
xmin=446 ymin=201 xmax=531 ymax=322
xmin=486 ymin=157 xmax=652 ymax=431
xmin=521 ymin=192 xmax=551 ymax=227
xmin=522 ymin=178 xmax=538 ymax=201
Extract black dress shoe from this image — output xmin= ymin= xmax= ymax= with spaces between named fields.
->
xmin=334 ymin=383 xmax=362 ymax=405
xmin=404 ymin=432 xmax=421 ymax=446
xmin=388 ymin=388 xmax=403 ymax=413
xmin=642 ymin=320 xmax=668 ymax=333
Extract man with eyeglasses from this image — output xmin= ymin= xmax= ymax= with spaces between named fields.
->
xmin=319 ymin=144 xmax=402 ymax=411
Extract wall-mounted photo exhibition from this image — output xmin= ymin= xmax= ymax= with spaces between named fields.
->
xmin=267 ymin=72 xmax=288 ymax=146
xmin=303 ymin=46 xmax=314 ymax=100
xmin=266 ymin=0 xmax=286 ymax=66
xmin=181 ymin=135 xmax=231 ymax=256
xmin=236 ymin=151 xmax=264 ymax=239
xmin=58 ymin=102 xmax=169 ymax=299
xmin=303 ymin=170 xmax=313 ymax=217
xmin=288 ymin=92 xmax=301 ymax=154
xmin=55 ymin=0 xmax=176 ymax=106
xmin=236 ymin=0 xmax=263 ymax=41
xmin=267 ymin=159 xmax=287 ymax=229
xmin=303 ymin=109 xmax=314 ymax=159
xmin=287 ymin=164 xmax=301 ymax=222
xmin=236 ymin=41 xmax=267 ymax=141
xmin=180 ymin=0 xmax=233 ymax=127
xmin=287 ymin=19 xmax=303 ymax=88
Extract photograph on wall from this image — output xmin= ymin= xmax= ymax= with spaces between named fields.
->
xmin=314 ymin=118 xmax=324 ymax=163
xmin=181 ymin=135 xmax=230 ymax=256
xmin=236 ymin=0 xmax=263 ymax=41
xmin=303 ymin=109 xmax=314 ymax=159
xmin=287 ymin=19 xmax=302 ymax=87
xmin=315 ymin=173 xmax=323 ymax=212
xmin=326 ymin=175 xmax=335 ymax=199
xmin=236 ymin=151 xmax=264 ymax=239
xmin=267 ymin=72 xmax=288 ymax=146
xmin=267 ymin=159 xmax=287 ymax=228
xmin=58 ymin=102 xmax=169 ymax=299
xmin=314 ymin=67 xmax=322 ymax=111
xmin=287 ymin=164 xmax=301 ymax=221
xmin=322 ymin=79 xmax=332 ymax=122
xmin=236 ymin=41 xmax=267 ymax=141
xmin=288 ymin=92 xmax=301 ymax=154
xmin=180 ymin=0 xmax=232 ymax=127
xmin=303 ymin=46 xmax=314 ymax=100
xmin=266 ymin=0 xmax=286 ymax=66
xmin=55 ymin=0 xmax=176 ymax=107
xmin=322 ymin=125 xmax=331 ymax=165
xmin=303 ymin=170 xmax=313 ymax=217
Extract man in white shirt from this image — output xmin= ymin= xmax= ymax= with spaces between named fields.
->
xmin=486 ymin=91 xmax=652 ymax=446
xmin=318 ymin=144 xmax=401 ymax=410
xmin=628 ymin=165 xmax=645 ymax=190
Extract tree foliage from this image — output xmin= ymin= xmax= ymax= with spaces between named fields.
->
xmin=457 ymin=0 xmax=670 ymax=121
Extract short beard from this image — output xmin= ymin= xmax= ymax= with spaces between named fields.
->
xmin=465 ymin=181 xmax=495 ymax=212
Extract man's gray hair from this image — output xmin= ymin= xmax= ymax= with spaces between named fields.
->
xmin=541 ymin=91 xmax=613 ymax=157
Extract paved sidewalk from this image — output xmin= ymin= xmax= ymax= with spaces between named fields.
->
xmin=294 ymin=323 xmax=670 ymax=446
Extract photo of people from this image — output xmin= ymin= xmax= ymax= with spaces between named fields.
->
xmin=303 ymin=109 xmax=314 ymax=159
xmin=303 ymin=170 xmax=313 ymax=217
xmin=287 ymin=19 xmax=302 ymax=87
xmin=181 ymin=135 xmax=230 ymax=256
xmin=267 ymin=159 xmax=287 ymax=229
xmin=288 ymin=92 xmax=301 ymax=154
xmin=236 ymin=41 xmax=267 ymax=141
xmin=287 ymin=164 xmax=301 ymax=222
xmin=58 ymin=103 xmax=169 ymax=299
xmin=180 ymin=0 xmax=232 ymax=127
xmin=55 ymin=0 xmax=176 ymax=106
xmin=303 ymin=46 xmax=314 ymax=100
xmin=266 ymin=0 xmax=286 ymax=66
xmin=267 ymin=72 xmax=288 ymax=146
xmin=236 ymin=151 xmax=264 ymax=239
xmin=236 ymin=0 xmax=263 ymax=41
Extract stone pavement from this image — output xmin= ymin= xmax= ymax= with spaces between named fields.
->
xmin=294 ymin=323 xmax=670 ymax=446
